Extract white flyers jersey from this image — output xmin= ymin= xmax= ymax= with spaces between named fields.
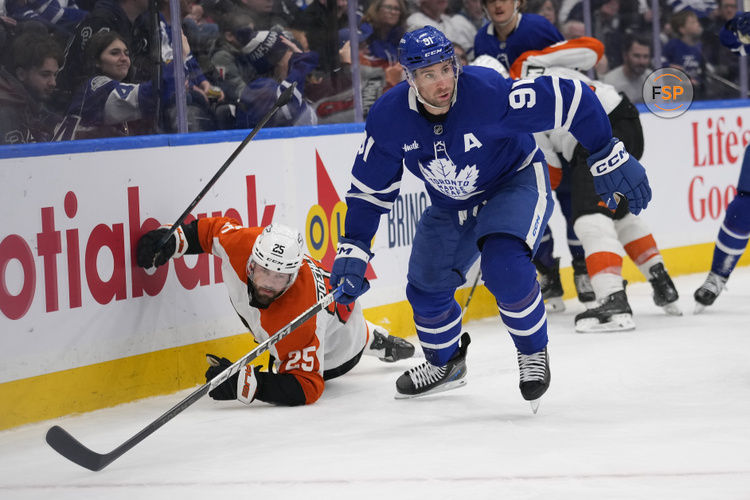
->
xmin=196 ymin=217 xmax=369 ymax=404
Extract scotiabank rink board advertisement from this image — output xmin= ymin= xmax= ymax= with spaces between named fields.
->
xmin=0 ymin=130 xmax=430 ymax=426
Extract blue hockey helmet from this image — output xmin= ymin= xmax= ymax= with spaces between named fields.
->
xmin=398 ymin=26 xmax=455 ymax=72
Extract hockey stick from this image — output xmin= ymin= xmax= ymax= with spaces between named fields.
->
xmin=45 ymin=285 xmax=339 ymax=472
xmin=153 ymin=83 xmax=297 ymax=257
xmin=462 ymin=270 xmax=482 ymax=314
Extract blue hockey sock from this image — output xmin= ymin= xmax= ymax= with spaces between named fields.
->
xmin=406 ymin=284 xmax=462 ymax=366
xmin=711 ymin=191 xmax=750 ymax=278
xmin=480 ymin=234 xmax=548 ymax=354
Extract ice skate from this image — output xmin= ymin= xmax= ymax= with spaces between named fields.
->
xmin=395 ymin=333 xmax=470 ymax=399
xmin=574 ymin=290 xmax=635 ymax=332
xmin=367 ymin=327 xmax=415 ymax=362
xmin=572 ymin=258 xmax=596 ymax=308
xmin=517 ymin=347 xmax=550 ymax=414
xmin=694 ymin=272 xmax=728 ymax=313
xmin=647 ymin=263 xmax=682 ymax=316
xmin=535 ymin=258 xmax=565 ymax=313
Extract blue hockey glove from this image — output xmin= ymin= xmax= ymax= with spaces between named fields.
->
xmin=587 ymin=138 xmax=652 ymax=215
xmin=330 ymin=237 xmax=373 ymax=305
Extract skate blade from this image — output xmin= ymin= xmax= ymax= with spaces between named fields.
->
xmin=544 ymin=297 xmax=565 ymax=313
xmin=529 ymin=398 xmax=540 ymax=414
xmin=661 ymin=302 xmax=683 ymax=316
xmin=693 ymin=302 xmax=707 ymax=314
xmin=575 ymin=314 xmax=635 ymax=333
xmin=394 ymin=379 xmax=467 ymax=400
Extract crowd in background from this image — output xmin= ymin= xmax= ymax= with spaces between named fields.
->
xmin=0 ymin=0 xmax=747 ymax=144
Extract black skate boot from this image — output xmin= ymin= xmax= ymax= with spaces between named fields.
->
xmin=574 ymin=290 xmax=634 ymax=333
xmin=647 ymin=262 xmax=681 ymax=316
xmin=367 ymin=327 xmax=416 ymax=362
xmin=572 ymin=258 xmax=596 ymax=306
xmin=694 ymin=271 xmax=728 ymax=313
xmin=517 ymin=346 xmax=550 ymax=413
xmin=395 ymin=332 xmax=470 ymax=399
xmin=535 ymin=257 xmax=565 ymax=312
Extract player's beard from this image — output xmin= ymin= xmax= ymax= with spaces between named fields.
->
xmin=247 ymin=280 xmax=284 ymax=309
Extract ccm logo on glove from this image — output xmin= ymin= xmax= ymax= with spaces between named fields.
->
xmin=590 ymin=140 xmax=629 ymax=176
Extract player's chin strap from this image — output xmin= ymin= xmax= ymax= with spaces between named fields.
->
xmin=405 ymin=57 xmax=462 ymax=113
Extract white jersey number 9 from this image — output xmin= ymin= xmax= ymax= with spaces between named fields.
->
xmin=509 ymin=80 xmax=537 ymax=109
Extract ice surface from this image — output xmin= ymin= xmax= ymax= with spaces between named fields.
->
xmin=1 ymin=269 xmax=749 ymax=499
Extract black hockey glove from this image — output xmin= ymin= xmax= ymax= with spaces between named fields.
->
xmin=136 ymin=226 xmax=187 ymax=268
xmin=205 ymin=354 xmax=239 ymax=400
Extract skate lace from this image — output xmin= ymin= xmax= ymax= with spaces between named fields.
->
xmin=700 ymin=272 xmax=727 ymax=295
xmin=517 ymin=350 xmax=547 ymax=383
xmin=408 ymin=362 xmax=447 ymax=389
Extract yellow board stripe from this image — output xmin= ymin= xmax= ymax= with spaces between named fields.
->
xmin=1 ymin=242 xmax=746 ymax=430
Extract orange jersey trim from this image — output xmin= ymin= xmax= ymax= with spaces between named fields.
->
xmin=509 ymin=37 xmax=605 ymax=79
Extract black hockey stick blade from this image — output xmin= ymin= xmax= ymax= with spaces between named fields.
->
xmin=154 ymin=81 xmax=298 ymax=253
xmin=46 ymin=284 xmax=337 ymax=471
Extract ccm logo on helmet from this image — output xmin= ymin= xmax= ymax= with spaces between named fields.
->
xmin=423 ymin=48 xmax=443 ymax=57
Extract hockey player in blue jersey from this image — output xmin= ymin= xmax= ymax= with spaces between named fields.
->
xmin=694 ymin=12 xmax=750 ymax=311
xmin=329 ymin=26 xmax=651 ymax=408
xmin=473 ymin=0 xmax=563 ymax=69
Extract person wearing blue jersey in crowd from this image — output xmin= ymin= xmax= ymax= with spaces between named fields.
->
xmin=329 ymin=26 xmax=651 ymax=408
xmin=694 ymin=12 xmax=750 ymax=311
xmin=54 ymin=30 xmax=185 ymax=139
xmin=474 ymin=0 xmax=563 ymax=69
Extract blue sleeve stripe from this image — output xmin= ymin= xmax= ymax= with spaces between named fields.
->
xmin=351 ymin=176 xmax=402 ymax=195
xmin=551 ymin=76 xmax=563 ymax=129
xmin=562 ymin=79 xmax=582 ymax=131
xmin=346 ymin=192 xmax=394 ymax=210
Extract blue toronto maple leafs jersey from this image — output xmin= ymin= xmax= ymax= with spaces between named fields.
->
xmin=343 ymin=65 xmax=612 ymax=243
xmin=474 ymin=14 xmax=564 ymax=70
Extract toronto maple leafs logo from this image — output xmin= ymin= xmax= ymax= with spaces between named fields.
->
xmin=418 ymin=141 xmax=482 ymax=200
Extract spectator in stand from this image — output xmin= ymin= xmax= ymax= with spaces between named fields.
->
xmin=407 ymin=0 xmax=477 ymax=58
xmin=360 ymin=0 xmax=408 ymax=64
xmin=666 ymin=0 xmax=716 ymax=20
xmin=4 ymin=0 xmax=86 ymax=42
xmin=55 ymin=30 xmax=187 ymax=139
xmin=566 ymin=0 xmax=624 ymax=68
xmin=601 ymin=33 xmax=651 ymax=103
xmin=210 ymin=14 xmax=259 ymax=103
xmin=234 ymin=29 xmax=318 ymax=128
xmin=157 ymin=0 xmax=223 ymax=131
xmin=233 ymin=0 xmax=294 ymax=31
xmin=458 ymin=0 xmax=488 ymax=30
xmin=0 ymin=32 xmax=62 ymax=144
xmin=56 ymin=0 xmax=154 ymax=107
xmin=524 ymin=0 xmax=558 ymax=28
xmin=663 ymin=9 xmax=705 ymax=98
xmin=290 ymin=0 xmax=351 ymax=73
xmin=474 ymin=0 xmax=563 ymax=70
xmin=702 ymin=0 xmax=742 ymax=98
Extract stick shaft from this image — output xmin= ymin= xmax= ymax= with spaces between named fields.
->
xmin=46 ymin=285 xmax=338 ymax=471
xmin=156 ymin=83 xmax=296 ymax=249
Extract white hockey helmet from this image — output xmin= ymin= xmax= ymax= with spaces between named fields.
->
xmin=247 ymin=223 xmax=305 ymax=289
